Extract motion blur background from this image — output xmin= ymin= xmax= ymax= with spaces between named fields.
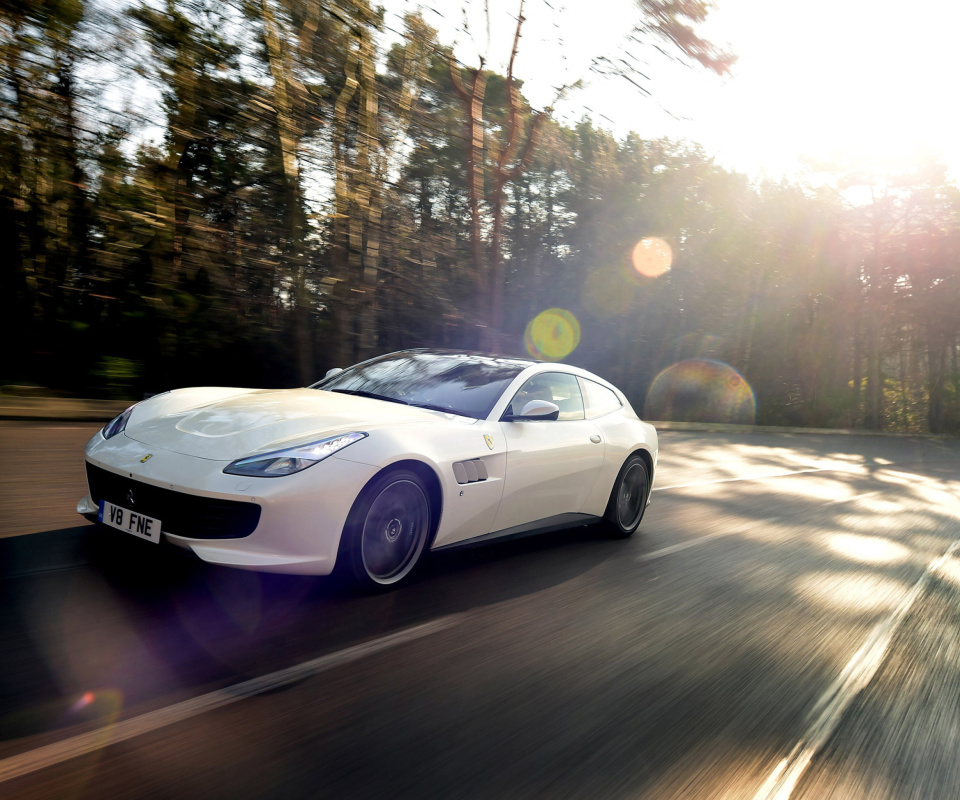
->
xmin=3 ymin=0 xmax=959 ymax=433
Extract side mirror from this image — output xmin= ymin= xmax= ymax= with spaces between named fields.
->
xmin=324 ymin=367 xmax=343 ymax=379
xmin=503 ymin=399 xmax=560 ymax=422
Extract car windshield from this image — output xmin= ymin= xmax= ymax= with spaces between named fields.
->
xmin=312 ymin=351 xmax=530 ymax=419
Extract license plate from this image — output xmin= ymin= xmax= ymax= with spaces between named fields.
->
xmin=98 ymin=500 xmax=162 ymax=544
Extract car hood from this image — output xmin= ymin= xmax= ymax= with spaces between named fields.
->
xmin=123 ymin=388 xmax=465 ymax=460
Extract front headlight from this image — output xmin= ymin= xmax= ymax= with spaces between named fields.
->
xmin=102 ymin=405 xmax=137 ymax=440
xmin=223 ymin=432 xmax=368 ymax=477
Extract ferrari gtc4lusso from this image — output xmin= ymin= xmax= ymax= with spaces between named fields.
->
xmin=79 ymin=350 xmax=658 ymax=589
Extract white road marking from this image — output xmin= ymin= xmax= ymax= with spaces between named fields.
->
xmin=652 ymin=467 xmax=845 ymax=492
xmin=637 ymin=536 xmax=728 ymax=561
xmin=751 ymin=539 xmax=960 ymax=800
xmin=0 ymin=616 xmax=458 ymax=785
xmin=636 ymin=517 xmax=783 ymax=562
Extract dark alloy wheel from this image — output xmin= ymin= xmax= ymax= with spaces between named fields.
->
xmin=604 ymin=455 xmax=650 ymax=538
xmin=344 ymin=469 xmax=432 ymax=590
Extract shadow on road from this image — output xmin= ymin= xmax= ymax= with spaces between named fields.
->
xmin=0 ymin=520 xmax=616 ymax=745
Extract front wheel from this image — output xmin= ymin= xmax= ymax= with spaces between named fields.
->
xmin=603 ymin=455 xmax=650 ymax=538
xmin=342 ymin=469 xmax=432 ymax=590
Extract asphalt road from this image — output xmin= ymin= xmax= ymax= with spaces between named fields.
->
xmin=2 ymin=425 xmax=960 ymax=799
xmin=0 ymin=422 xmax=98 ymax=539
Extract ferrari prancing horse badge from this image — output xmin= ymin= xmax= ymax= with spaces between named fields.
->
xmin=483 ymin=434 xmax=494 ymax=450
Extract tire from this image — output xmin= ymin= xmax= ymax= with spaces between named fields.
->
xmin=603 ymin=455 xmax=650 ymax=538
xmin=341 ymin=469 xmax=433 ymax=591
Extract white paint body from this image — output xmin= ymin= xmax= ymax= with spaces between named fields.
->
xmin=79 ymin=359 xmax=658 ymax=574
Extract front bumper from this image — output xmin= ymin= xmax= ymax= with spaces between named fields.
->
xmin=80 ymin=433 xmax=379 ymax=575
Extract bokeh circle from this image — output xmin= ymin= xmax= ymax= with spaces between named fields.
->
xmin=524 ymin=308 xmax=581 ymax=361
xmin=632 ymin=237 xmax=673 ymax=278
xmin=644 ymin=359 xmax=756 ymax=424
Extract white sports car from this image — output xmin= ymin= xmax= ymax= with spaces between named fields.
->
xmin=78 ymin=350 xmax=658 ymax=589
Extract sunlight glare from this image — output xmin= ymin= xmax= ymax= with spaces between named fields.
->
xmin=855 ymin=495 xmax=906 ymax=515
xmin=689 ymin=0 xmax=960 ymax=180
xmin=935 ymin=556 xmax=960 ymax=590
xmin=794 ymin=572 xmax=906 ymax=613
xmin=792 ymin=477 xmax=855 ymax=502
xmin=822 ymin=533 xmax=911 ymax=565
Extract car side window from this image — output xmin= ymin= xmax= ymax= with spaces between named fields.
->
xmin=578 ymin=378 xmax=622 ymax=419
xmin=507 ymin=372 xmax=585 ymax=420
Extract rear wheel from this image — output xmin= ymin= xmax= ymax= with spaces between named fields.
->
xmin=603 ymin=455 xmax=649 ymax=538
xmin=343 ymin=469 xmax=432 ymax=590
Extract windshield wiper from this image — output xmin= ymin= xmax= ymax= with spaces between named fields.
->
xmin=328 ymin=389 xmax=409 ymax=405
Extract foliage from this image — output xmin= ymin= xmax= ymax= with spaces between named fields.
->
xmin=1 ymin=0 xmax=959 ymax=433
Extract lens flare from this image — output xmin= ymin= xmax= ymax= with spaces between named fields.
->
xmin=71 ymin=691 xmax=96 ymax=712
xmin=524 ymin=308 xmax=581 ymax=361
xmin=173 ymin=570 xmax=314 ymax=672
xmin=67 ymin=689 xmax=124 ymax=782
xmin=632 ymin=237 xmax=673 ymax=278
xmin=644 ymin=359 xmax=756 ymax=424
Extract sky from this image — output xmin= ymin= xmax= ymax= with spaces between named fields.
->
xmin=384 ymin=0 xmax=960 ymax=182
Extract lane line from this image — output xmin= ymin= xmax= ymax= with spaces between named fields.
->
xmin=0 ymin=616 xmax=459 ymax=785
xmin=752 ymin=539 xmax=960 ymax=800
xmin=636 ymin=516 xmax=786 ymax=562
xmin=652 ymin=467 xmax=851 ymax=492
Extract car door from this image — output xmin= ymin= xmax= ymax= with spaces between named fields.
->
xmin=490 ymin=371 xmax=605 ymax=533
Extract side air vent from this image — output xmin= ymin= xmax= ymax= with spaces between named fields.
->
xmin=453 ymin=459 xmax=488 ymax=484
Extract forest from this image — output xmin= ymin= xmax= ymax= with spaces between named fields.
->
xmin=3 ymin=0 xmax=959 ymax=433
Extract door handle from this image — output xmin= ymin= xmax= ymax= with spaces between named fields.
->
xmin=590 ymin=435 xmax=602 ymax=444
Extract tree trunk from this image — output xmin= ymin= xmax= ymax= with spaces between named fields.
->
xmin=898 ymin=333 xmax=910 ymax=429
xmin=0 ymin=34 xmax=30 ymax=380
xmin=864 ymin=208 xmax=885 ymax=430
xmin=865 ymin=312 xmax=882 ymax=429
xmin=851 ymin=314 xmax=862 ymax=425
xmin=332 ymin=43 xmax=360 ymax=367
xmin=260 ymin=0 xmax=312 ymax=383
xmin=357 ymin=26 xmax=379 ymax=358
xmin=450 ymin=58 xmax=488 ymax=345
xmin=738 ymin=267 xmax=765 ymax=374
xmin=927 ymin=332 xmax=947 ymax=434
xmin=485 ymin=2 xmax=545 ymax=351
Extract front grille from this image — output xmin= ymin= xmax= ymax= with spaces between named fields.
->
xmin=85 ymin=463 xmax=261 ymax=540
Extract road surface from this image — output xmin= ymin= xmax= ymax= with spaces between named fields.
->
xmin=1 ymin=424 xmax=960 ymax=799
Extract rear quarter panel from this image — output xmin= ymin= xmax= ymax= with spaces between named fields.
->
xmin=580 ymin=413 xmax=658 ymax=516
